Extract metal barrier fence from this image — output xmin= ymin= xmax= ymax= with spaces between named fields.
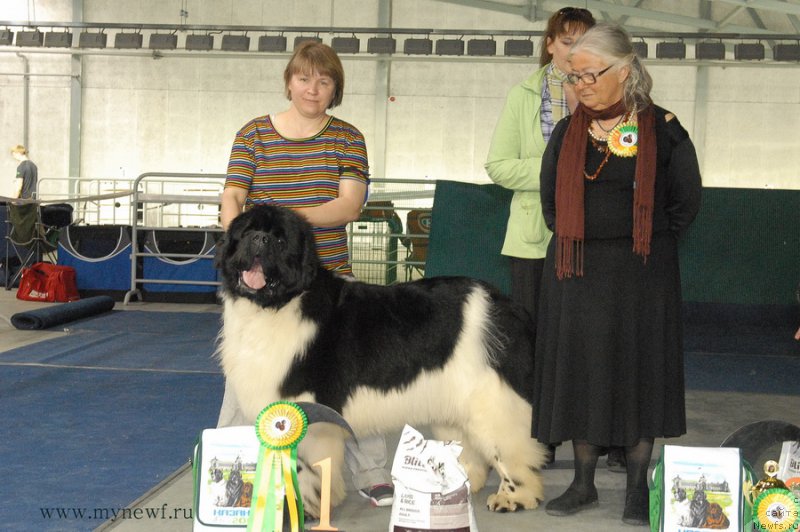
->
xmin=35 ymin=176 xmax=436 ymax=297
xmin=37 ymin=177 xmax=134 ymax=225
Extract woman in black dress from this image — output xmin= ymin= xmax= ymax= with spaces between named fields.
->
xmin=533 ymin=23 xmax=702 ymax=526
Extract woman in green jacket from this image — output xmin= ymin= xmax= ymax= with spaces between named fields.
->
xmin=486 ymin=7 xmax=595 ymax=330
xmin=485 ymin=7 xmax=596 ymax=465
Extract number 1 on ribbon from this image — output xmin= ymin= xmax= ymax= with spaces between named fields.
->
xmin=308 ymin=457 xmax=338 ymax=531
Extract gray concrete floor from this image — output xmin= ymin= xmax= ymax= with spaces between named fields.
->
xmin=1 ymin=289 xmax=798 ymax=532
xmin=94 ymin=391 xmax=797 ymax=532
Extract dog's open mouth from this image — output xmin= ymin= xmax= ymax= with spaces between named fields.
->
xmin=239 ymin=258 xmax=267 ymax=291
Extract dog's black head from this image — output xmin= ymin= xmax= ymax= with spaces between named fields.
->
xmin=216 ymin=204 xmax=320 ymax=308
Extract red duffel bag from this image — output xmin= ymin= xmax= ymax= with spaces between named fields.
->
xmin=16 ymin=262 xmax=80 ymax=302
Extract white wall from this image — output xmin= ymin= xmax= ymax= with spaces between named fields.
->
xmin=1 ymin=0 xmax=799 ymax=200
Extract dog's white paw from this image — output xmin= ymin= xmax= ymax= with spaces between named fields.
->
xmin=486 ymin=491 xmax=540 ymax=512
xmin=296 ymin=457 xmax=322 ymax=519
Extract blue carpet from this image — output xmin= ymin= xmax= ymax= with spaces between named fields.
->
xmin=683 ymin=302 xmax=800 ymax=359
xmin=0 ymin=311 xmax=221 ymax=372
xmin=682 ymin=308 xmax=800 ymax=394
xmin=0 ymin=311 xmax=223 ymax=531
xmin=684 ymin=352 xmax=800 ymax=394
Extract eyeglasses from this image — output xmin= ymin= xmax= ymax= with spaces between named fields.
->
xmin=565 ymin=64 xmax=614 ymax=85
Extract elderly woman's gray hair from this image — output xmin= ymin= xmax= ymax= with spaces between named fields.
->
xmin=569 ymin=23 xmax=653 ymax=112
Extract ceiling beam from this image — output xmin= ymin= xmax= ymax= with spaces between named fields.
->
xmin=746 ymin=7 xmax=768 ymax=31
xmin=717 ymin=5 xmax=747 ymax=29
xmin=431 ymin=0 xmax=796 ymax=34
xmin=788 ymin=13 xmax=800 ymax=33
xmin=711 ymin=0 xmax=800 ymax=17
xmin=428 ymin=0 xmax=531 ymax=18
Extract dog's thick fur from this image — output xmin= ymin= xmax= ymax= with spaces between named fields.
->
xmin=216 ymin=204 xmax=547 ymax=517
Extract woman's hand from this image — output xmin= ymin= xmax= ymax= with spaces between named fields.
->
xmin=293 ymin=179 xmax=367 ymax=227
xmin=220 ymin=187 xmax=248 ymax=230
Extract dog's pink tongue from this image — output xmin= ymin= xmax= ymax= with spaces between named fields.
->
xmin=242 ymin=260 xmax=266 ymax=290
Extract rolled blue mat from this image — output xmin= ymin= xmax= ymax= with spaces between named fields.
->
xmin=10 ymin=295 xmax=116 ymax=330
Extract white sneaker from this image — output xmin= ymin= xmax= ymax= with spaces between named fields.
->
xmin=358 ymin=483 xmax=394 ymax=507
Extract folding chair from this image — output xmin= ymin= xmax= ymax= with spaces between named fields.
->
xmin=4 ymin=202 xmax=73 ymax=289
xmin=401 ymin=209 xmax=432 ymax=281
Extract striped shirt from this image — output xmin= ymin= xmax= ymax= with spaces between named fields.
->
xmin=226 ymin=114 xmax=370 ymax=274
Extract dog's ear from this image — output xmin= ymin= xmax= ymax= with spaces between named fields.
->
xmin=213 ymin=231 xmax=229 ymax=271
xmin=283 ymin=209 xmax=320 ymax=287
xmin=300 ymin=218 xmax=321 ymax=284
xmin=266 ymin=208 xmax=320 ymax=302
xmin=214 ymin=217 xmax=243 ymax=272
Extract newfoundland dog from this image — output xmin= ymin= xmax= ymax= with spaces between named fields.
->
xmin=215 ymin=204 xmax=547 ymax=517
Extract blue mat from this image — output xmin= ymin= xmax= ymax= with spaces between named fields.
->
xmin=684 ymin=352 xmax=800 ymax=394
xmin=10 ymin=295 xmax=116 ymax=330
xmin=40 ymin=308 xmax=221 ymax=335
xmin=0 ymin=311 xmax=224 ymax=531
xmin=682 ymin=309 xmax=800 ymax=394
xmin=0 ymin=311 xmax=222 ymax=372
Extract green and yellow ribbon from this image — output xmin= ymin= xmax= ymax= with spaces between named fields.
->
xmin=752 ymin=488 xmax=800 ymax=532
xmin=608 ymin=122 xmax=638 ymax=157
xmin=247 ymin=401 xmax=308 ymax=532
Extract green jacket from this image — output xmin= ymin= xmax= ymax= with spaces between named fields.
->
xmin=485 ymin=65 xmax=552 ymax=259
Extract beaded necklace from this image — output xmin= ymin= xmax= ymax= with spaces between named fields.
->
xmin=583 ymin=110 xmax=634 ymax=181
xmin=584 ymin=136 xmax=612 ymax=181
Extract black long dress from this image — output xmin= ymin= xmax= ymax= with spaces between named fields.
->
xmin=532 ymin=106 xmax=702 ymax=447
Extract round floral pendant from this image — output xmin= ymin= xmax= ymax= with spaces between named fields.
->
xmin=608 ymin=122 xmax=638 ymax=157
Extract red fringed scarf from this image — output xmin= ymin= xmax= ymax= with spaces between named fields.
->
xmin=554 ymin=101 xmax=656 ymax=279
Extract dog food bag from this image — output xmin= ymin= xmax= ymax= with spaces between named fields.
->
xmin=778 ymin=440 xmax=800 ymax=497
xmin=389 ymin=424 xmax=478 ymax=532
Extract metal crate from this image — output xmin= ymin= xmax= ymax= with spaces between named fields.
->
xmin=346 ymin=179 xmax=436 ymax=285
xmin=348 ymin=213 xmax=401 ymax=285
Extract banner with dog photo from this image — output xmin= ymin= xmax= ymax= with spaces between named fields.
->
xmin=193 ymin=426 xmax=260 ymax=531
xmin=649 ymin=445 xmax=756 ymax=532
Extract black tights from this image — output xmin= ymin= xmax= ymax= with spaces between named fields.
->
xmin=569 ymin=440 xmax=601 ymax=496
xmin=569 ymin=438 xmax=654 ymax=497
xmin=624 ymin=438 xmax=654 ymax=497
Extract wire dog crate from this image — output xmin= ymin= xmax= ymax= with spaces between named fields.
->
xmin=348 ymin=179 xmax=436 ymax=285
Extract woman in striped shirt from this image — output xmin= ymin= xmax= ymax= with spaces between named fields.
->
xmin=218 ymin=41 xmax=394 ymax=507
xmin=221 ymin=41 xmax=369 ymax=273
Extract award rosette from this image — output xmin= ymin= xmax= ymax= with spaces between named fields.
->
xmin=608 ymin=122 xmax=638 ymax=157
xmin=247 ymin=401 xmax=308 ymax=532
xmin=752 ymin=488 xmax=800 ymax=532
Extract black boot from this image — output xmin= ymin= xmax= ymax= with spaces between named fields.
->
xmin=545 ymin=484 xmax=599 ymax=516
xmin=621 ymin=438 xmax=653 ymax=526
xmin=545 ymin=440 xmax=600 ymax=516
xmin=622 ymin=488 xmax=650 ymax=526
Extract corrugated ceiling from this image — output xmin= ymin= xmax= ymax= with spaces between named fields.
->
xmin=434 ymin=0 xmax=800 ymax=35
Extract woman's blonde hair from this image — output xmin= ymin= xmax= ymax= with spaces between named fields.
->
xmin=283 ymin=41 xmax=345 ymax=109
xmin=570 ymin=23 xmax=653 ymax=111
xmin=10 ymin=145 xmax=28 ymax=156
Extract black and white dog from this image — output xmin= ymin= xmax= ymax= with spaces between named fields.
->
xmin=215 ymin=204 xmax=547 ymax=517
